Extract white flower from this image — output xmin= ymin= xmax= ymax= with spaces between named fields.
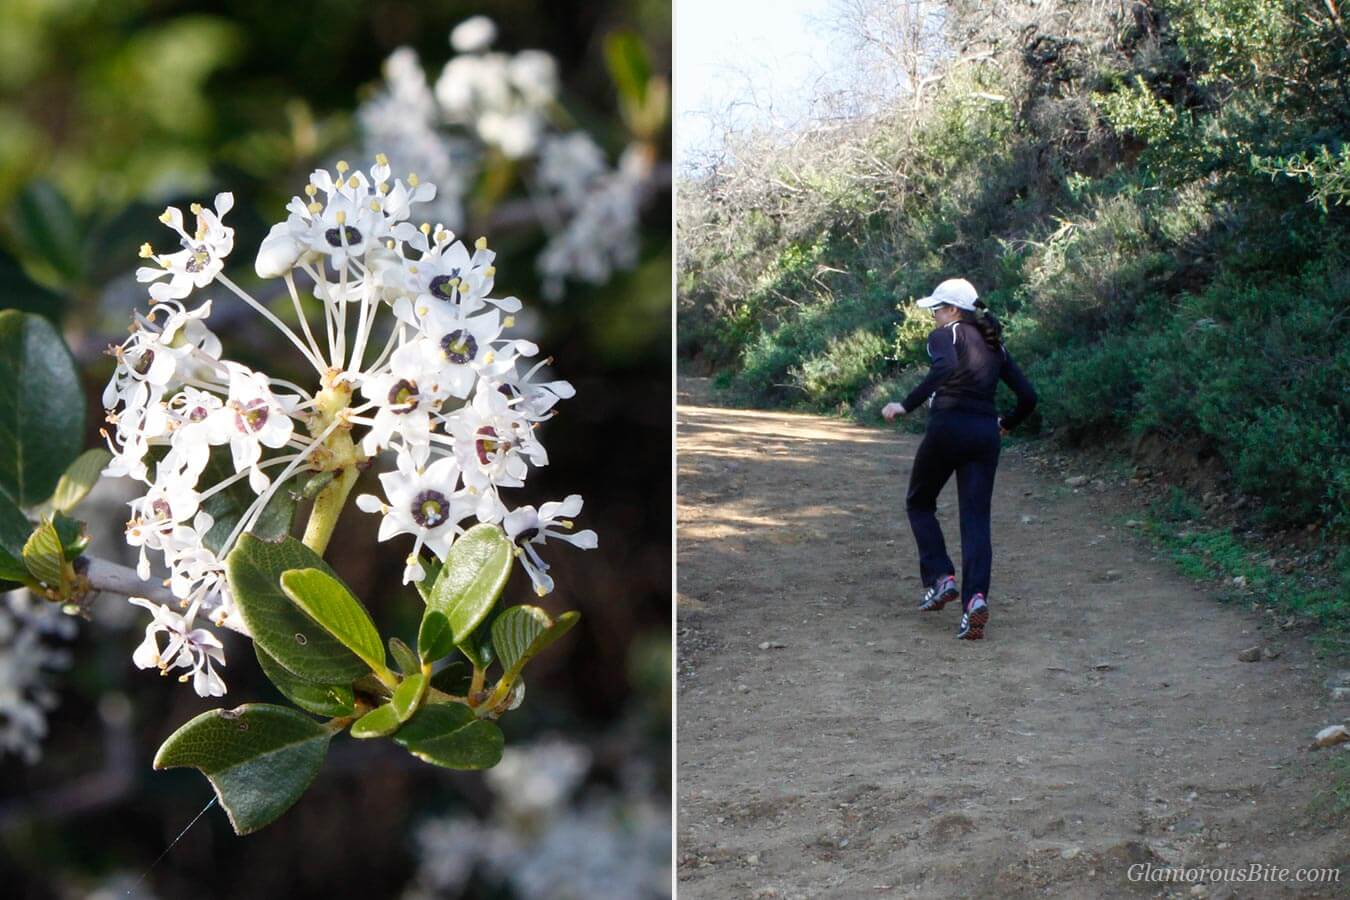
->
xmin=128 ymin=597 xmax=227 ymax=697
xmin=420 ymin=308 xmax=535 ymax=398
xmin=451 ymin=15 xmax=497 ymax=53
xmin=449 ymin=382 xmax=548 ymax=506
xmin=359 ymin=341 xmax=447 ymax=464
xmin=136 ymin=194 xmax=235 ymax=301
xmin=502 ymin=496 xmax=597 ymax=596
xmin=356 ymin=450 xmax=474 ymax=583
xmin=104 ymin=157 xmax=589 ymax=696
xmin=124 ymin=474 xmax=201 ymax=579
xmin=208 ymin=364 xmax=296 ymax=493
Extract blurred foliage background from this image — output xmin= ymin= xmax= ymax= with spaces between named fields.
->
xmin=0 ymin=0 xmax=671 ymax=897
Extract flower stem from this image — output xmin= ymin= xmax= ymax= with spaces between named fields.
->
xmin=301 ymin=463 xmax=359 ymax=556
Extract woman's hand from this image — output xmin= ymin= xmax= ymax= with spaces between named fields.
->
xmin=882 ymin=402 xmax=907 ymax=422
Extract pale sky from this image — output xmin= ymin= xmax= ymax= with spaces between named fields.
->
xmin=675 ymin=0 xmax=837 ymax=168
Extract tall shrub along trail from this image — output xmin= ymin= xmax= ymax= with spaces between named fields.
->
xmin=676 ymin=378 xmax=1348 ymax=899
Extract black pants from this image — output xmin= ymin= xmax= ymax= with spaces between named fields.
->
xmin=905 ymin=409 xmax=1001 ymax=610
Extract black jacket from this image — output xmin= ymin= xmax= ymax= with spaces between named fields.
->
xmin=902 ymin=321 xmax=1038 ymax=430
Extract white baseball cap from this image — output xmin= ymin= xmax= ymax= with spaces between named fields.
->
xmin=915 ymin=278 xmax=979 ymax=311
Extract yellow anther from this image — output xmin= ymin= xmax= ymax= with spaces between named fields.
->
xmin=386 ymin=239 xmax=396 ymax=249
xmin=416 ymin=305 xmax=429 ymax=316
xmin=348 ymin=175 xmax=360 ymax=188
xmin=448 ymin=277 xmax=461 ymax=287
xmin=561 ymin=519 xmax=574 ymax=528
xmin=483 ymin=351 xmax=495 ymax=364
xmin=336 ymin=160 xmax=350 ymax=174
xmin=408 ymin=173 xmax=420 ymax=186
xmin=534 ymin=584 xmax=548 ymax=597
xmin=474 ymin=237 xmax=488 ymax=251
xmin=503 ymin=315 xmax=515 ymax=328
xmin=370 ymin=200 xmax=381 ymax=211
xmin=335 ymin=211 xmax=347 ymax=225
xmin=419 ymin=223 xmax=431 ymax=234
xmin=159 ymin=210 xmax=173 ymax=223
xmin=380 ymin=183 xmax=391 ymax=194
xmin=409 ymin=265 xmax=418 ymax=273
xmin=375 ymin=153 xmax=388 ymax=166
xmin=139 ymin=243 xmax=154 ymax=259
xmin=483 ymin=265 xmax=496 ymax=277
xmin=434 ymin=230 xmax=448 ymax=243
xmin=305 ymin=184 xmax=318 ymax=197
xmin=308 ymin=202 xmax=322 ymax=213
xmin=190 ymin=202 xmax=204 ymax=215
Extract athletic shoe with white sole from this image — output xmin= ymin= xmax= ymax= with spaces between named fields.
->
xmin=919 ymin=573 xmax=959 ymax=612
xmin=957 ymin=594 xmax=989 ymax=640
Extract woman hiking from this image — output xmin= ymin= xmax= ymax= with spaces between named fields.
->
xmin=881 ymin=278 xmax=1037 ymax=640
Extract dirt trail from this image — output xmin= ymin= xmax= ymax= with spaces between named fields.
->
xmin=676 ymin=377 xmax=1348 ymax=899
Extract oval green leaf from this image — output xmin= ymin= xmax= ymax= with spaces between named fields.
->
xmin=389 ymin=636 xmax=420 ymax=675
xmin=279 ymin=567 xmax=387 ymax=677
xmin=491 ymin=606 xmax=581 ymax=679
xmin=392 ymin=702 xmax=504 ymax=770
xmin=350 ymin=703 xmax=400 ymax=739
xmin=0 ymin=310 xmax=84 ymax=508
xmin=51 ymin=448 xmax=112 ymax=513
xmin=22 ymin=518 xmax=67 ymax=592
xmin=225 ymin=535 xmax=368 ymax=684
xmin=426 ymin=523 xmax=513 ymax=643
xmin=11 ymin=180 xmax=84 ymax=283
xmin=417 ymin=609 xmax=455 ymax=663
xmin=152 ymin=703 xmax=333 ymax=835
xmin=391 ymin=672 xmax=427 ymax=723
xmin=255 ymin=645 xmax=355 ymax=718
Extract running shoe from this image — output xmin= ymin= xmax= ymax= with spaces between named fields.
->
xmin=957 ymin=594 xmax=989 ymax=640
xmin=919 ymin=573 xmax=959 ymax=612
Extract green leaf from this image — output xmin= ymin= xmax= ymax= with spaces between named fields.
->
xmin=389 ymin=637 xmax=420 ymax=676
xmin=22 ymin=518 xmax=67 ymax=591
xmin=491 ymin=606 xmax=580 ymax=679
xmin=0 ymin=492 xmax=31 ymax=585
xmin=225 ymin=535 xmax=368 ymax=684
xmin=0 ymin=310 xmax=84 ymax=508
xmin=392 ymin=703 xmax=503 ymax=769
xmin=0 ymin=246 xmax=67 ymax=321
xmin=604 ymin=30 xmax=651 ymax=107
xmin=423 ymin=523 xmax=513 ymax=644
xmin=350 ymin=703 xmax=400 ymax=739
xmin=51 ymin=448 xmax=112 ymax=513
xmin=198 ymin=445 xmax=297 ymax=554
xmin=279 ymin=567 xmax=387 ymax=676
xmin=417 ymin=609 xmax=455 ymax=663
xmin=391 ymin=672 xmax=427 ymax=723
xmin=153 ymin=703 xmax=333 ymax=835
xmin=10 ymin=180 xmax=84 ymax=283
xmin=52 ymin=512 xmax=88 ymax=561
xmin=255 ymin=645 xmax=355 ymax=718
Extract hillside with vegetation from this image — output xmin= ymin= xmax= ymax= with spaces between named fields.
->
xmin=678 ymin=0 xmax=1349 ymax=634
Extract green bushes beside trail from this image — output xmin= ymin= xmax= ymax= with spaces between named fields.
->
xmin=679 ymin=0 xmax=1350 ymax=541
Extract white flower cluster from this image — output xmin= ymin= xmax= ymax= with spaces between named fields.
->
xmin=356 ymin=16 xmax=651 ymax=298
xmin=403 ymin=738 xmax=670 ymax=900
xmin=102 ymin=157 xmax=596 ymax=698
xmin=0 ymin=592 xmax=75 ymax=763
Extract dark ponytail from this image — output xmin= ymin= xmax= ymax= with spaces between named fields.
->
xmin=958 ymin=300 xmax=1003 ymax=352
